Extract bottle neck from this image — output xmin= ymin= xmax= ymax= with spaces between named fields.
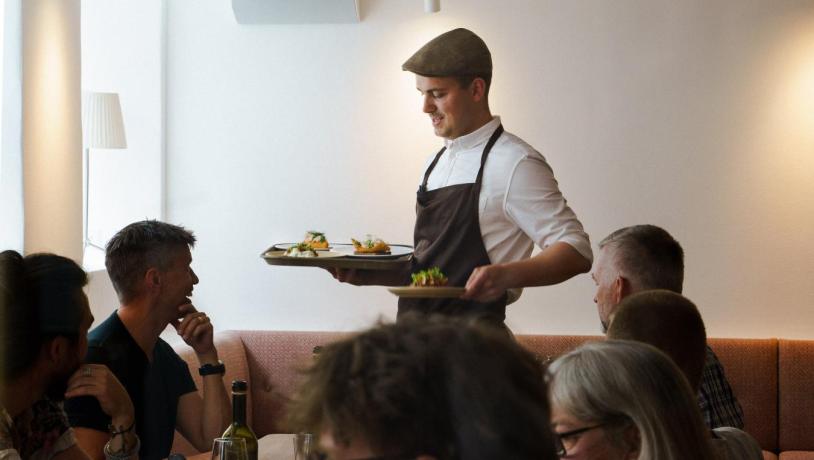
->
xmin=232 ymin=392 xmax=247 ymax=425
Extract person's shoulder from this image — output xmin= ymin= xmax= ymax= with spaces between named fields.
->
xmin=493 ymin=128 xmax=546 ymax=163
xmin=711 ymin=427 xmax=763 ymax=459
xmin=87 ymin=310 xmax=126 ymax=344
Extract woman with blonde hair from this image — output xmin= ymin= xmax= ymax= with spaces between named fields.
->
xmin=547 ymin=340 xmax=717 ymax=460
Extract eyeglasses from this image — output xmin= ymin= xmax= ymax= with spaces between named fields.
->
xmin=553 ymin=423 xmax=605 ymax=457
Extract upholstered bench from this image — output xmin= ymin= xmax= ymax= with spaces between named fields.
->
xmin=172 ymin=331 xmax=814 ymax=459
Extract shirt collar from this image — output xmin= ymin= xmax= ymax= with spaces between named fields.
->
xmin=444 ymin=116 xmax=501 ymax=151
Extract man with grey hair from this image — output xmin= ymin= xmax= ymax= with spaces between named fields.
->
xmin=65 ymin=220 xmax=230 ymax=459
xmin=591 ymin=224 xmax=744 ymax=429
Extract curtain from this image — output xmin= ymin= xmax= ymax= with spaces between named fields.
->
xmin=0 ymin=0 xmax=23 ymax=252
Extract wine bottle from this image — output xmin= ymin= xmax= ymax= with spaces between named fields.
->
xmin=222 ymin=380 xmax=258 ymax=460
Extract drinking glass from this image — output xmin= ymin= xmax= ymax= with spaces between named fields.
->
xmin=293 ymin=432 xmax=314 ymax=460
xmin=211 ymin=437 xmax=248 ymax=460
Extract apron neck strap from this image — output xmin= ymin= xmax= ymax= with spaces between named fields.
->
xmin=420 ymin=146 xmax=447 ymax=191
xmin=475 ymin=124 xmax=504 ymax=185
xmin=419 ymin=124 xmax=505 ymax=192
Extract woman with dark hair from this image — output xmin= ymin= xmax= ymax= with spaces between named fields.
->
xmin=0 ymin=250 xmax=138 ymax=460
xmin=548 ymin=340 xmax=717 ymax=460
xmin=287 ymin=315 xmax=557 ymax=460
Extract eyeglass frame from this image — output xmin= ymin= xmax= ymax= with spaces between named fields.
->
xmin=552 ymin=423 xmax=606 ymax=457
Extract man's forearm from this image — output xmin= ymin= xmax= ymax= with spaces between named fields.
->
xmin=502 ymin=242 xmax=591 ymax=287
xmin=198 ymin=352 xmax=231 ymax=446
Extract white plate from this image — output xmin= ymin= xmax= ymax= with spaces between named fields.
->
xmin=271 ymin=242 xmax=333 ymax=251
xmin=336 ymin=244 xmax=413 ymax=259
xmin=387 ymin=286 xmax=466 ymax=298
xmin=263 ymin=250 xmax=345 ymax=259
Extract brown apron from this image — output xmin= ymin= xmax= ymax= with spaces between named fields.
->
xmin=398 ymin=125 xmax=508 ymax=324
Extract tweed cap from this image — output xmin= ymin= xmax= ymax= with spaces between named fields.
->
xmin=402 ymin=28 xmax=492 ymax=78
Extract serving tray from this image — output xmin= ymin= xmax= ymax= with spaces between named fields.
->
xmin=261 ymin=244 xmax=412 ymax=271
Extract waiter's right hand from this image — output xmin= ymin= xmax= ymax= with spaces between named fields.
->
xmin=326 ymin=268 xmax=364 ymax=285
xmin=324 ymin=268 xmax=404 ymax=287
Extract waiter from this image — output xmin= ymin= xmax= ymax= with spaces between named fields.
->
xmin=333 ymin=28 xmax=592 ymax=325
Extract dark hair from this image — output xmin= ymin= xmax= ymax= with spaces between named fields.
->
xmin=455 ymin=74 xmax=492 ymax=97
xmin=599 ymin=225 xmax=684 ymax=293
xmin=0 ymin=250 xmax=88 ymax=382
xmin=286 ymin=315 xmax=556 ymax=460
xmin=105 ymin=220 xmax=196 ymax=303
xmin=607 ymin=290 xmax=707 ymax=391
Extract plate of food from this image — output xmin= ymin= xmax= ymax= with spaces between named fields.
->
xmin=271 ymin=231 xmax=333 ymax=251
xmin=336 ymin=235 xmax=413 ymax=259
xmin=265 ymin=243 xmax=344 ymax=259
xmin=388 ymin=267 xmax=465 ymax=298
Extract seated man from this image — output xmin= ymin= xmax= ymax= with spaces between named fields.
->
xmin=591 ymin=224 xmax=744 ymax=429
xmin=286 ymin=315 xmax=557 ymax=460
xmin=1 ymin=251 xmax=136 ymax=459
xmin=65 ymin=221 xmax=230 ymax=459
xmin=607 ymin=290 xmax=763 ymax=459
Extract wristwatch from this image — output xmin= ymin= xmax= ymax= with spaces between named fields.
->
xmin=198 ymin=360 xmax=226 ymax=376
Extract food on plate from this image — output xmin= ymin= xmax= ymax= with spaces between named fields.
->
xmin=303 ymin=231 xmax=329 ymax=249
xmin=351 ymin=235 xmax=391 ymax=255
xmin=284 ymin=243 xmax=318 ymax=258
xmin=410 ymin=267 xmax=449 ymax=287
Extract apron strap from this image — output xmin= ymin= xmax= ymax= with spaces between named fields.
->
xmin=475 ymin=124 xmax=504 ymax=185
xmin=420 ymin=124 xmax=504 ymax=192
xmin=420 ymin=146 xmax=447 ymax=193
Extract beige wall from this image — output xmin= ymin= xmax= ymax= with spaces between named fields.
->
xmin=22 ymin=0 xmax=82 ymax=261
xmin=160 ymin=0 xmax=814 ymax=339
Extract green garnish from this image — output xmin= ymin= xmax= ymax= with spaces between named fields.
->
xmin=411 ymin=267 xmax=448 ymax=286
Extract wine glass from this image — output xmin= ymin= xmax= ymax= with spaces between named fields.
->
xmin=211 ymin=437 xmax=248 ymax=460
xmin=293 ymin=432 xmax=314 ymax=460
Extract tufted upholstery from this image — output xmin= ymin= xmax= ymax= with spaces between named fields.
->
xmin=170 ymin=331 xmax=814 ymax=458
xmin=707 ymin=338 xmax=779 ymax=451
xmin=779 ymin=340 xmax=814 ymax=455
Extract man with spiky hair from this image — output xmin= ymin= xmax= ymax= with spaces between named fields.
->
xmin=65 ymin=220 xmax=230 ymax=459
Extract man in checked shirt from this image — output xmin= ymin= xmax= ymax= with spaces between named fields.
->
xmin=590 ymin=224 xmax=744 ymax=429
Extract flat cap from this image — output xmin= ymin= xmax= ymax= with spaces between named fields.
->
xmin=402 ymin=28 xmax=492 ymax=78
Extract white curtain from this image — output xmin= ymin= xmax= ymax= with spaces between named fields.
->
xmin=0 ymin=0 xmax=23 ymax=252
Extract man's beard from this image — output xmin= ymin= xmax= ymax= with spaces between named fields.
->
xmin=44 ymin=359 xmax=80 ymax=401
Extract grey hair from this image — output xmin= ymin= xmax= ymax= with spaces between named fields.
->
xmin=548 ymin=340 xmax=716 ymax=460
xmin=598 ymin=225 xmax=684 ymax=293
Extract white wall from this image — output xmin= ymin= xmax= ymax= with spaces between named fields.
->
xmin=164 ymin=0 xmax=814 ymax=338
xmin=81 ymin=1 xmax=163 ymax=260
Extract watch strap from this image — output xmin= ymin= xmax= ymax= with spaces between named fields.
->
xmin=198 ymin=360 xmax=226 ymax=376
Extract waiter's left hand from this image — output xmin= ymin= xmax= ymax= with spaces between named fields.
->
xmin=462 ymin=264 xmax=510 ymax=302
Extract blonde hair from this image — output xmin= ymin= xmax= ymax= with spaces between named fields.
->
xmin=548 ymin=340 xmax=716 ymax=460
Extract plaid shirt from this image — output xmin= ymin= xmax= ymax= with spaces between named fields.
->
xmin=698 ymin=346 xmax=745 ymax=429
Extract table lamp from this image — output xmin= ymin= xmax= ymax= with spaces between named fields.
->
xmin=82 ymin=92 xmax=127 ymax=250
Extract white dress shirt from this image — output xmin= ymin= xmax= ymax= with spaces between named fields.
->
xmin=420 ymin=117 xmax=592 ymax=301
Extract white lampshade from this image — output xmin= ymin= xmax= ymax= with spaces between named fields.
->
xmin=424 ymin=0 xmax=440 ymax=13
xmin=83 ymin=92 xmax=127 ymax=149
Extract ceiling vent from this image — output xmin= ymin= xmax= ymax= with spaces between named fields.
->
xmin=232 ymin=0 xmax=360 ymax=24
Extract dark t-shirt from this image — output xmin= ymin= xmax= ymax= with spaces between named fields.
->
xmin=64 ymin=311 xmax=196 ymax=460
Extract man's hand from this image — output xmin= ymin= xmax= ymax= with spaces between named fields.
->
xmin=326 ymin=268 xmax=366 ymax=285
xmin=461 ymin=264 xmax=511 ymax=303
xmin=172 ymin=303 xmax=216 ymax=358
xmin=65 ymin=364 xmax=135 ymax=428
xmin=324 ymin=267 xmax=406 ymax=287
